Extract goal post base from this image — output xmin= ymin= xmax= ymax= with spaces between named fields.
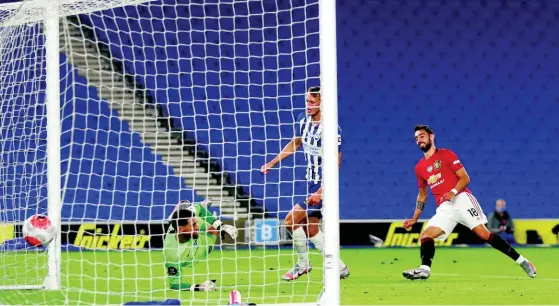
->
xmin=0 ymin=285 xmax=45 ymax=290
xmin=43 ymin=273 xmax=61 ymax=291
xmin=0 ymin=275 xmax=59 ymax=291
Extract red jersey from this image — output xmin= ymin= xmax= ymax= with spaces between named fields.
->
xmin=415 ymin=148 xmax=471 ymax=206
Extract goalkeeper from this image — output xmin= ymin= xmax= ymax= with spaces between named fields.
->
xmin=164 ymin=200 xmax=238 ymax=292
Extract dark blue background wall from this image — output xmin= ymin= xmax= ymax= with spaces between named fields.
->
xmin=2 ymin=0 xmax=557 ymax=221
xmin=337 ymin=0 xmax=559 ymax=218
xmin=81 ymin=0 xmax=559 ymax=220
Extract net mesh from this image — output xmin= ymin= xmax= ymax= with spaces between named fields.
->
xmin=0 ymin=17 xmax=49 ymax=294
xmin=0 ymin=0 xmax=324 ymax=305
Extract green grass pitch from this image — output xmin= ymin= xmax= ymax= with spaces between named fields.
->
xmin=1 ymin=247 xmax=558 ymax=305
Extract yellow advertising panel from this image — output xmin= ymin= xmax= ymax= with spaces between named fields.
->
xmin=73 ymin=223 xmax=151 ymax=250
xmin=383 ymin=221 xmax=459 ymax=247
xmin=0 ymin=224 xmax=14 ymax=245
xmin=513 ymin=219 xmax=559 ymax=245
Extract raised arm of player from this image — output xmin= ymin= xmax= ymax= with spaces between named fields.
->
xmin=404 ymin=169 xmax=429 ymax=229
xmin=439 ymin=151 xmax=471 ymax=203
xmin=261 ymin=136 xmax=302 ymax=174
xmin=192 ymin=203 xmax=238 ymax=240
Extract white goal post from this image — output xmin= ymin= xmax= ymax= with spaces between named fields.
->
xmin=0 ymin=0 xmax=340 ymax=304
xmin=0 ymin=0 xmax=63 ymax=291
xmin=318 ymin=0 xmax=340 ymax=304
xmin=0 ymin=0 xmax=153 ymax=292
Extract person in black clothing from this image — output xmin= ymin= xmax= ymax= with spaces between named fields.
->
xmin=487 ymin=198 xmax=516 ymax=244
xmin=552 ymin=224 xmax=559 ymax=244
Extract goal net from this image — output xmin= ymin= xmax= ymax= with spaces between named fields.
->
xmin=0 ymin=0 xmax=339 ymax=305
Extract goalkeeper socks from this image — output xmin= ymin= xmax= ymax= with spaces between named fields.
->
xmin=309 ymin=230 xmax=347 ymax=269
xmin=420 ymin=237 xmax=435 ymax=267
xmin=487 ymin=233 xmax=521 ymax=261
xmin=292 ymin=227 xmax=309 ymax=267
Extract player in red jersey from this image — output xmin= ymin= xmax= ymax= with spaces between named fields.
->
xmin=402 ymin=124 xmax=536 ymax=280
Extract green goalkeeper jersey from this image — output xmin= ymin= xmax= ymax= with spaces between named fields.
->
xmin=163 ymin=203 xmax=218 ymax=290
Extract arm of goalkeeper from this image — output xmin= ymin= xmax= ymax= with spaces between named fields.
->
xmin=166 ymin=264 xmax=217 ymax=292
xmin=168 ymin=200 xmax=238 ymax=240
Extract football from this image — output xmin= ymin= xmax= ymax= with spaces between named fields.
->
xmin=22 ymin=215 xmax=57 ymax=247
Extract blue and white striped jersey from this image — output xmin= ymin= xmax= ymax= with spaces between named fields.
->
xmin=296 ymin=113 xmax=342 ymax=184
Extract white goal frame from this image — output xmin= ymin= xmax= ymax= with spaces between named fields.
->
xmin=318 ymin=0 xmax=341 ymax=305
xmin=0 ymin=0 xmax=61 ymax=291
xmin=0 ymin=0 xmax=151 ymax=292
xmin=0 ymin=0 xmax=341 ymax=304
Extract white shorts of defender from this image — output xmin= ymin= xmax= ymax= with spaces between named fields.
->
xmin=426 ymin=192 xmax=487 ymax=241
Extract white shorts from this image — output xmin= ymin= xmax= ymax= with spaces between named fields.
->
xmin=426 ymin=192 xmax=487 ymax=241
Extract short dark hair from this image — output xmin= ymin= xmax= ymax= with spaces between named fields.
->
xmin=170 ymin=207 xmax=194 ymax=230
xmin=414 ymin=124 xmax=434 ymax=135
xmin=308 ymin=86 xmax=320 ymax=98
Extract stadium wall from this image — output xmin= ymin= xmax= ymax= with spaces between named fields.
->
xmin=336 ymin=0 xmax=559 ymax=219
xmin=2 ymin=0 xmax=558 ymax=222
xmin=75 ymin=0 xmax=559 ymax=221
xmin=1 ymin=218 xmax=557 ymax=249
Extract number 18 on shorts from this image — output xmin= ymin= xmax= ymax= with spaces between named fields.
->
xmin=426 ymin=192 xmax=487 ymax=241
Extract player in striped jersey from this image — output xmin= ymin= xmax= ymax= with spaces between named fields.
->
xmin=261 ymin=86 xmax=350 ymax=281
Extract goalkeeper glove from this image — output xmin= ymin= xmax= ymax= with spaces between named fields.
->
xmin=190 ymin=280 xmax=217 ymax=292
xmin=212 ymin=220 xmax=238 ymax=240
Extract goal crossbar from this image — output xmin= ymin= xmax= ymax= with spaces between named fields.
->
xmin=0 ymin=0 xmax=152 ymax=27
xmin=0 ymin=285 xmax=44 ymax=290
